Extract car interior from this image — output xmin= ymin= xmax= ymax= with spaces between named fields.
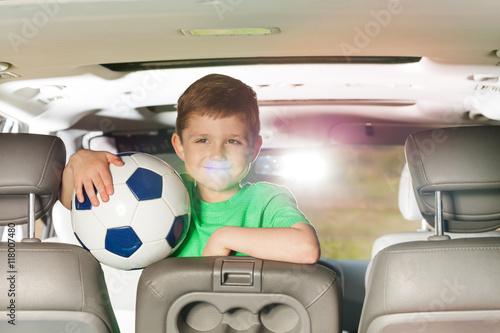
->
xmin=1 ymin=1 xmax=500 ymax=332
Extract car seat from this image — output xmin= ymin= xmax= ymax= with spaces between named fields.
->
xmin=0 ymin=133 xmax=119 ymax=333
xmin=136 ymin=255 xmax=342 ymax=332
xmin=365 ymin=161 xmax=500 ymax=286
xmin=358 ymin=126 xmax=500 ymax=332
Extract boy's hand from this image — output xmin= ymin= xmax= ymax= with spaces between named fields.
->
xmin=60 ymin=149 xmax=123 ymax=209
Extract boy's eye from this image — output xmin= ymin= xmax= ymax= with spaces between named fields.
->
xmin=227 ymin=139 xmax=241 ymax=144
xmin=195 ymin=138 xmax=209 ymax=143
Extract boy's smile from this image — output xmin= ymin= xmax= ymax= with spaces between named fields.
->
xmin=172 ymin=114 xmax=262 ymax=203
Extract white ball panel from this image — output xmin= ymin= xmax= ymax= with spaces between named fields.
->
xmin=132 ymin=153 xmax=175 ymax=175
xmin=110 ymin=155 xmax=139 ymax=184
xmin=73 ymin=211 xmax=107 ymax=250
xmin=93 ymin=183 xmax=138 ymax=228
xmin=130 ymin=199 xmax=176 ymax=242
xmin=71 ymin=201 xmax=77 ymax=230
xmin=162 ymin=173 xmax=190 ymax=216
xmin=129 ymin=240 xmax=171 ymax=268
xmin=92 ymin=249 xmax=134 ymax=270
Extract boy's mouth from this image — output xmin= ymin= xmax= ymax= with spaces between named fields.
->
xmin=204 ymin=166 xmax=231 ymax=171
xmin=203 ymin=162 xmax=231 ymax=170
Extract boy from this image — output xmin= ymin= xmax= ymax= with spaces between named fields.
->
xmin=60 ymin=74 xmax=320 ymax=264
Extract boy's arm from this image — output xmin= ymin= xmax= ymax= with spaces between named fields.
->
xmin=60 ymin=149 xmax=123 ymax=209
xmin=202 ymin=222 xmax=321 ymax=264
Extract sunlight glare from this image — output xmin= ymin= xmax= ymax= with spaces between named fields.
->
xmin=280 ymin=152 xmax=328 ymax=182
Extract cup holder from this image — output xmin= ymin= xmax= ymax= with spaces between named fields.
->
xmin=181 ymin=302 xmax=222 ymax=331
xmin=175 ymin=299 xmax=304 ymax=333
xmin=260 ymin=304 xmax=299 ymax=333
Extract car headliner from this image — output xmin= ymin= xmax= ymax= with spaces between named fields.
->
xmin=1 ymin=0 xmax=499 ymax=147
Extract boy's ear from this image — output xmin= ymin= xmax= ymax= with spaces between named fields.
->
xmin=250 ymin=135 xmax=263 ymax=163
xmin=171 ymin=132 xmax=185 ymax=161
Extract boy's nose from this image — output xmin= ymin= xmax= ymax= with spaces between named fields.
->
xmin=209 ymin=143 xmax=225 ymax=160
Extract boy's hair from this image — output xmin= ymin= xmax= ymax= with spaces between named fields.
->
xmin=176 ymin=74 xmax=260 ymax=142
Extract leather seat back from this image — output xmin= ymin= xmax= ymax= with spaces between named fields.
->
xmin=0 ymin=133 xmax=119 ymax=333
xmin=136 ymin=256 xmax=342 ymax=333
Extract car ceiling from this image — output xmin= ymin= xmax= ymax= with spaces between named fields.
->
xmin=1 ymin=0 xmax=500 ymax=148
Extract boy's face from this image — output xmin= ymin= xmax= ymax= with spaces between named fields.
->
xmin=172 ymin=114 xmax=262 ymax=202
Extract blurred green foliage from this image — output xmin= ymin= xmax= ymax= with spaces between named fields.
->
xmin=288 ymin=145 xmax=421 ymax=259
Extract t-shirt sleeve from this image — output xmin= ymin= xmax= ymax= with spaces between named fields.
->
xmin=261 ymin=185 xmax=312 ymax=228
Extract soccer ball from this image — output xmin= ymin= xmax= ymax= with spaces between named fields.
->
xmin=71 ymin=152 xmax=190 ymax=270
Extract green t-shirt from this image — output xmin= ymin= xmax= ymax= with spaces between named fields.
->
xmin=172 ymin=174 xmax=311 ymax=257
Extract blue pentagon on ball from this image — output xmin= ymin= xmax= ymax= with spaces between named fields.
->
xmin=105 ymin=226 xmax=143 ymax=258
xmin=166 ymin=214 xmax=189 ymax=249
xmin=126 ymin=167 xmax=163 ymax=201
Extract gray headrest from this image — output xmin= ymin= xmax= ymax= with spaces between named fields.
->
xmin=405 ymin=126 xmax=500 ymax=233
xmin=0 ymin=133 xmax=66 ymax=225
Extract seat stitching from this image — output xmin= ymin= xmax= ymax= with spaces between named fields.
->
xmin=304 ymin=273 xmax=338 ymax=308
xmin=410 ymin=136 xmax=430 ymax=187
xmin=421 ymin=181 xmax=500 ymax=186
xmin=0 ymin=185 xmax=53 ymax=195
xmin=143 ymin=281 xmax=169 ymax=304
xmin=418 ymin=206 xmax=500 ymax=220
xmin=0 ymin=248 xmax=88 ymax=253
xmin=37 ymin=137 xmax=59 ymax=188
xmin=0 ymin=185 xmax=53 ymax=190
xmin=384 ymin=253 xmax=391 ymax=314
xmin=384 ymin=246 xmax=500 ymax=254
xmin=76 ymin=251 xmax=85 ymax=312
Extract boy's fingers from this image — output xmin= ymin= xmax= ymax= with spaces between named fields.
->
xmin=107 ymin=153 xmax=124 ymax=166
xmin=75 ymin=186 xmax=85 ymax=203
xmin=105 ymin=154 xmax=122 ymax=195
xmin=94 ymin=178 xmax=109 ymax=203
xmin=82 ymin=179 xmax=100 ymax=207
xmin=100 ymin=169 xmax=115 ymax=196
xmin=74 ymin=178 xmax=87 ymax=203
xmin=105 ymin=183 xmax=114 ymax=196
